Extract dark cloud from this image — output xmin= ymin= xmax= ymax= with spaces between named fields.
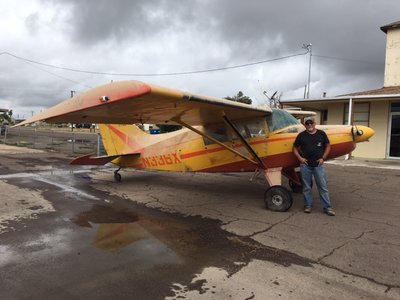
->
xmin=1 ymin=0 xmax=400 ymax=116
xmin=43 ymin=0 xmax=199 ymax=45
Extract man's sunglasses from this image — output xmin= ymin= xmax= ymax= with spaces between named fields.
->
xmin=305 ymin=121 xmax=314 ymax=125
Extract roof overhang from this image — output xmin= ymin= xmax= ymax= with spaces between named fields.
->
xmin=281 ymin=94 xmax=400 ymax=111
xmin=380 ymin=20 xmax=400 ymax=33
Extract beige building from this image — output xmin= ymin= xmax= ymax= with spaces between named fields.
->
xmin=282 ymin=20 xmax=400 ymax=159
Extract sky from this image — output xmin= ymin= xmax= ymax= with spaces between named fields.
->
xmin=1 ymin=0 xmax=399 ymax=119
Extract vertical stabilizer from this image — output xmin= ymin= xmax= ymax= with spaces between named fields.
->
xmin=99 ymin=124 xmax=147 ymax=155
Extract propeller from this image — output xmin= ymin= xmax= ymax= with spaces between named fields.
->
xmin=351 ymin=124 xmax=364 ymax=141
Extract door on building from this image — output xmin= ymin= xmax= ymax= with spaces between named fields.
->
xmin=388 ymin=102 xmax=400 ymax=158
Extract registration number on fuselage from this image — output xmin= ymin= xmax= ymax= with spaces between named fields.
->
xmin=141 ymin=153 xmax=181 ymax=167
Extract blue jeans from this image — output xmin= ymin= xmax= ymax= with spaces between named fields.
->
xmin=300 ymin=163 xmax=332 ymax=209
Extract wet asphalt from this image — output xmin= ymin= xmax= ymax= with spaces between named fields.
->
xmin=0 ymin=152 xmax=310 ymax=300
xmin=1 ymin=149 xmax=400 ymax=299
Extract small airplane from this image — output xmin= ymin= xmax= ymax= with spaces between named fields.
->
xmin=17 ymin=80 xmax=374 ymax=211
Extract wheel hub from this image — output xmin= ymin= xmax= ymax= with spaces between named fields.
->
xmin=271 ymin=195 xmax=283 ymax=206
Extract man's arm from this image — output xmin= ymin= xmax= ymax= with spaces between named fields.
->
xmin=293 ymin=146 xmax=308 ymax=165
xmin=318 ymin=143 xmax=331 ymax=166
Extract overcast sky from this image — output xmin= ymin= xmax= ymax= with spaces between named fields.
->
xmin=1 ymin=0 xmax=399 ymax=119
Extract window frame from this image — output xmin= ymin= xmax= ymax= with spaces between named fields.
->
xmin=343 ymin=102 xmax=370 ymax=126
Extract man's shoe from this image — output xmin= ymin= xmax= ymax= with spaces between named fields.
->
xmin=304 ymin=206 xmax=312 ymax=213
xmin=324 ymin=208 xmax=335 ymax=216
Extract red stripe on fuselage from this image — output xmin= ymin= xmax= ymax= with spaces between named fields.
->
xmin=197 ymin=141 xmax=355 ymax=172
xmin=181 ymin=131 xmax=352 ymax=161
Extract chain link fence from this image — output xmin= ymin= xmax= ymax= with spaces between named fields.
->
xmin=0 ymin=126 xmax=105 ymax=156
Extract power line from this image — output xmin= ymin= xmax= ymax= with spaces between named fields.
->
xmin=0 ymin=51 xmax=91 ymax=89
xmin=1 ymin=50 xmax=308 ymax=77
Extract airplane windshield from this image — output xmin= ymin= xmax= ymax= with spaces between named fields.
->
xmin=266 ymin=109 xmax=299 ymax=132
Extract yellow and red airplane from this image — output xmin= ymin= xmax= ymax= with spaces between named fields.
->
xmin=17 ymin=80 xmax=374 ymax=211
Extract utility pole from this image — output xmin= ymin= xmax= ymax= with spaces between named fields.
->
xmin=303 ymin=44 xmax=312 ymax=99
xmin=70 ymin=91 xmax=76 ymax=131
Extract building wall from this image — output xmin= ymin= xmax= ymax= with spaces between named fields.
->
xmin=326 ymin=103 xmax=343 ymax=124
xmin=326 ymin=101 xmax=390 ymax=159
xmin=384 ymin=28 xmax=400 ymax=87
xmin=355 ymin=101 xmax=389 ymax=158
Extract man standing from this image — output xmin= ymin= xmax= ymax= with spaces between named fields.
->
xmin=293 ymin=118 xmax=335 ymax=216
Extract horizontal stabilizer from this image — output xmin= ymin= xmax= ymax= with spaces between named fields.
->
xmin=70 ymin=153 xmax=140 ymax=165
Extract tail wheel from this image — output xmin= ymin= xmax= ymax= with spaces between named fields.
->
xmin=114 ymin=171 xmax=122 ymax=182
xmin=264 ymin=186 xmax=293 ymax=212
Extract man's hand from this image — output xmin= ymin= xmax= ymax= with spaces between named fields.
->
xmin=299 ymin=157 xmax=308 ymax=165
xmin=317 ymin=158 xmax=324 ymax=166
xmin=293 ymin=146 xmax=307 ymax=165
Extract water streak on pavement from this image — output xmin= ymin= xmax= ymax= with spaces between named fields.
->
xmin=0 ymin=171 xmax=100 ymax=201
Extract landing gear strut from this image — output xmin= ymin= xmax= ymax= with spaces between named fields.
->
xmin=114 ymin=168 xmax=122 ymax=182
xmin=264 ymin=186 xmax=293 ymax=212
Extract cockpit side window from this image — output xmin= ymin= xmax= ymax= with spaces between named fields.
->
xmin=203 ymin=124 xmax=229 ymax=145
xmin=231 ymin=118 xmax=267 ymax=140
xmin=266 ymin=109 xmax=299 ymax=132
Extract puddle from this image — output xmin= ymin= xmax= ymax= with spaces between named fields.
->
xmin=71 ymin=204 xmax=187 ymax=264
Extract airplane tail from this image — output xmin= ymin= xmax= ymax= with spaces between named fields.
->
xmin=98 ymin=124 xmax=147 ymax=156
xmin=70 ymin=124 xmax=147 ymax=166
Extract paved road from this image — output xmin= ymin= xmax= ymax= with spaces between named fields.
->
xmin=0 ymin=146 xmax=399 ymax=299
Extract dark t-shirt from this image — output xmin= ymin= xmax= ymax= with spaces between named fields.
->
xmin=294 ymin=129 xmax=330 ymax=167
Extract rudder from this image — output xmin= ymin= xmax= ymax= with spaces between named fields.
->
xmin=99 ymin=124 xmax=147 ymax=156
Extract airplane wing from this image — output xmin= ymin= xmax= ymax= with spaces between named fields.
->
xmin=285 ymin=109 xmax=316 ymax=119
xmin=16 ymin=81 xmax=271 ymax=127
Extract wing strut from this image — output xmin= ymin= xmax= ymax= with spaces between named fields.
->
xmin=173 ymin=118 xmax=259 ymax=165
xmin=222 ymin=114 xmax=266 ymax=169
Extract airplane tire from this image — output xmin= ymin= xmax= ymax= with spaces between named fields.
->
xmin=264 ymin=186 xmax=293 ymax=212
xmin=114 ymin=172 xmax=122 ymax=182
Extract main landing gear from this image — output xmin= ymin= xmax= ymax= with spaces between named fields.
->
xmin=262 ymin=167 xmax=295 ymax=212
xmin=264 ymin=186 xmax=293 ymax=212
xmin=114 ymin=168 xmax=122 ymax=182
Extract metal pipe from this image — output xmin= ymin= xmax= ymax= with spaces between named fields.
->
xmin=307 ymin=44 xmax=312 ymax=99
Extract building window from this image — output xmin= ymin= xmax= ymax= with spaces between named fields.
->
xmin=391 ymin=102 xmax=400 ymax=112
xmin=321 ymin=110 xmax=328 ymax=125
xmin=344 ymin=102 xmax=370 ymax=126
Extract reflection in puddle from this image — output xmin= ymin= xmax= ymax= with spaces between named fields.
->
xmin=73 ymin=204 xmax=184 ymax=268
xmin=2 ymin=204 xmax=184 ymax=273
xmin=93 ymin=222 xmax=153 ymax=253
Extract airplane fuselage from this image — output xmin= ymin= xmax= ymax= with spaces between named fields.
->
xmin=104 ymin=123 xmax=372 ymax=173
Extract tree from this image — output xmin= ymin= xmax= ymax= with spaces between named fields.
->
xmin=225 ymin=91 xmax=252 ymax=105
xmin=0 ymin=110 xmax=13 ymax=125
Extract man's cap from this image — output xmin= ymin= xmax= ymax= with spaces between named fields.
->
xmin=304 ymin=117 xmax=315 ymax=124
